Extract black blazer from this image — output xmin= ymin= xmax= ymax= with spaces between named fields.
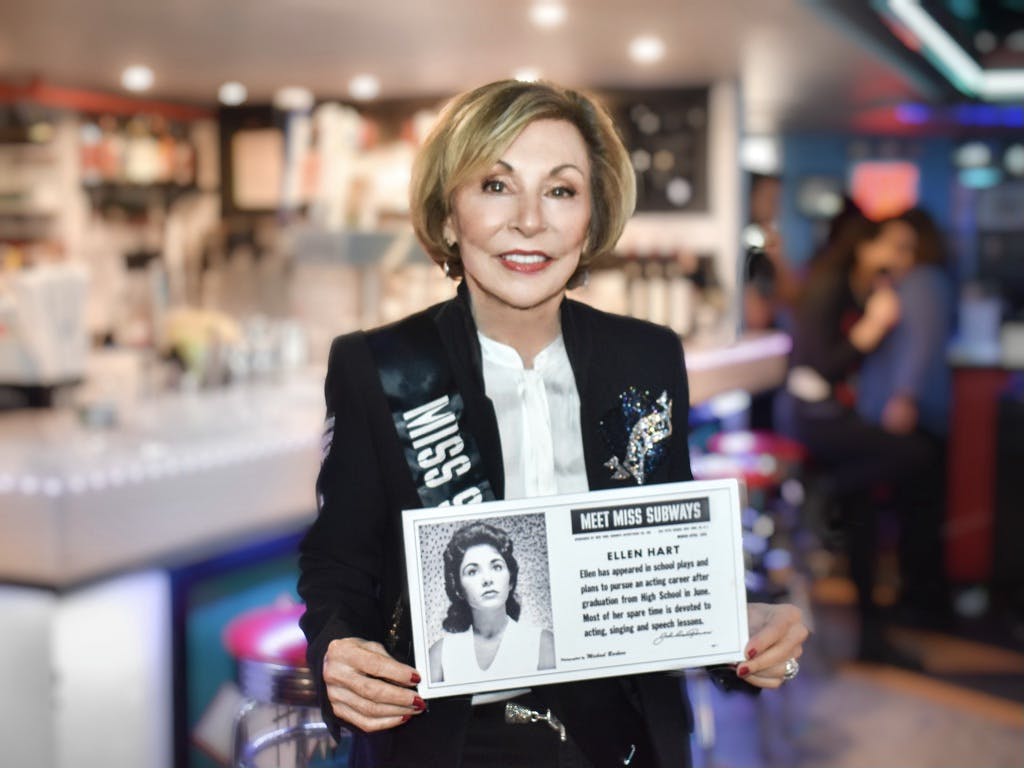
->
xmin=299 ymin=283 xmax=699 ymax=768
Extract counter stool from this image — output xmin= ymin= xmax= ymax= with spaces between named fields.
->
xmin=223 ymin=602 xmax=336 ymax=768
xmin=692 ymin=434 xmax=810 ymax=766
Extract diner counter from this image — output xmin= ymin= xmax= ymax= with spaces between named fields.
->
xmin=0 ymin=374 xmax=325 ymax=587
xmin=0 ymin=331 xmax=790 ymax=588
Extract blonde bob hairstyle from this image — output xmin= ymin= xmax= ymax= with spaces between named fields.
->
xmin=410 ymin=80 xmax=636 ymax=288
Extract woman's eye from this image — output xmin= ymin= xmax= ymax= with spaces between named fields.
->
xmin=550 ymin=185 xmax=576 ymax=198
xmin=482 ymin=179 xmax=506 ymax=193
xmin=464 ymin=567 xmax=477 ymax=577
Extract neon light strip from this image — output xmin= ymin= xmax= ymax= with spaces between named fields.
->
xmin=886 ymin=0 xmax=984 ymax=95
xmin=885 ymin=0 xmax=1024 ymax=99
xmin=981 ymin=70 xmax=1024 ymax=100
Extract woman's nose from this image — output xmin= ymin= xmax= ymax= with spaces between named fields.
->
xmin=510 ymin=191 xmax=546 ymax=236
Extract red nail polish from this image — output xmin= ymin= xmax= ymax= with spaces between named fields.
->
xmin=738 ymin=665 xmax=750 ymax=677
xmin=410 ymin=672 xmax=421 ymax=685
xmin=747 ymin=648 xmax=758 ymax=660
xmin=401 ymin=715 xmax=411 ymax=724
xmin=413 ymin=696 xmax=426 ymax=711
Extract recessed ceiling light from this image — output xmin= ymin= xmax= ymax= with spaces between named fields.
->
xmin=218 ymin=81 xmax=248 ymax=106
xmin=629 ymin=35 xmax=665 ymax=65
xmin=121 ymin=65 xmax=154 ymax=93
xmin=273 ymin=86 xmax=314 ymax=112
xmin=529 ymin=2 xmax=567 ymax=29
xmin=348 ymin=74 xmax=380 ymax=101
xmin=514 ymin=68 xmax=542 ymax=83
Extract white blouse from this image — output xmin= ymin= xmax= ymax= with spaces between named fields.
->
xmin=477 ymin=332 xmax=589 ymax=500
xmin=470 ymin=331 xmax=588 ymax=705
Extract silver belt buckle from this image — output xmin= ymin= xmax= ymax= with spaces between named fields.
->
xmin=503 ymin=702 xmax=567 ymax=742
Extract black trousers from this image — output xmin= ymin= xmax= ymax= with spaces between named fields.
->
xmin=776 ymin=394 xmax=947 ymax=643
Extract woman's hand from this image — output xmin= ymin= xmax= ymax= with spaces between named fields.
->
xmin=882 ymin=394 xmax=918 ymax=435
xmin=850 ymin=285 xmax=901 ymax=353
xmin=323 ymin=637 xmax=425 ymax=732
xmin=738 ymin=603 xmax=809 ymax=689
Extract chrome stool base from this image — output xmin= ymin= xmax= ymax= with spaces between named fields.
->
xmin=232 ymin=659 xmax=335 ymax=768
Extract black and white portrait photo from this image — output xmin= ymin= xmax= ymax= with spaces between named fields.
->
xmin=415 ymin=513 xmax=555 ymax=685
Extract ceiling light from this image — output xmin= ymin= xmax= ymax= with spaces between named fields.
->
xmin=529 ymin=2 xmax=567 ymax=30
xmin=629 ymin=35 xmax=665 ymax=65
xmin=514 ymin=68 xmax=542 ymax=83
xmin=218 ymin=81 xmax=248 ymax=106
xmin=273 ymin=86 xmax=314 ymax=112
xmin=741 ymin=136 xmax=781 ymax=174
xmin=348 ymin=74 xmax=380 ymax=101
xmin=121 ymin=65 xmax=154 ymax=93
xmin=1007 ymin=30 xmax=1024 ymax=52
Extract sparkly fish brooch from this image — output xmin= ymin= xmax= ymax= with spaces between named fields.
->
xmin=600 ymin=388 xmax=673 ymax=485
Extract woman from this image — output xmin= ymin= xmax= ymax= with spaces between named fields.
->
xmin=429 ymin=522 xmax=554 ymax=684
xmin=856 ymin=209 xmax=953 ymax=623
xmin=857 ymin=209 xmax=953 ymax=441
xmin=775 ymin=212 xmax=935 ymax=665
xmin=299 ymin=79 xmax=808 ymax=768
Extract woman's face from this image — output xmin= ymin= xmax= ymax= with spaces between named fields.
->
xmin=445 ymin=118 xmax=592 ymax=317
xmin=876 ymin=220 xmax=918 ymax=279
xmin=856 ymin=220 xmax=918 ymax=280
xmin=458 ymin=543 xmax=512 ymax=613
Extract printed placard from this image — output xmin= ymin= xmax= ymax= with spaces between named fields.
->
xmin=402 ymin=479 xmax=748 ymax=699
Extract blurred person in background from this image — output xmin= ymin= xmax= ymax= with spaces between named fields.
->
xmin=856 ymin=208 xmax=954 ymax=626
xmin=743 ymin=174 xmax=802 ymax=429
xmin=298 ymin=79 xmax=808 ymax=768
xmin=775 ymin=212 xmax=935 ymax=667
xmin=743 ymin=174 xmax=802 ymax=334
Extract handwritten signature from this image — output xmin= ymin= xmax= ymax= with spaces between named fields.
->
xmin=653 ymin=628 xmax=712 ymax=646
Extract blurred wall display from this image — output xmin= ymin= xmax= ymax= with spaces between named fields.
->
xmin=231 ymin=128 xmax=285 ymax=211
xmin=219 ymin=106 xmax=290 ymax=215
xmin=779 ymin=133 xmax=956 ymax=266
xmin=607 ymin=88 xmax=710 ymax=213
xmin=973 ymin=181 xmax=1024 ymax=314
xmin=795 ymin=175 xmax=845 ymax=219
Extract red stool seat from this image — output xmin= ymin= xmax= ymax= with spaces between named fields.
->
xmin=224 ymin=602 xmax=308 ymax=668
xmin=691 ymin=452 xmax=782 ymax=490
xmin=707 ymin=430 xmax=807 ymax=464
xmin=223 ymin=601 xmax=332 ymax=767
